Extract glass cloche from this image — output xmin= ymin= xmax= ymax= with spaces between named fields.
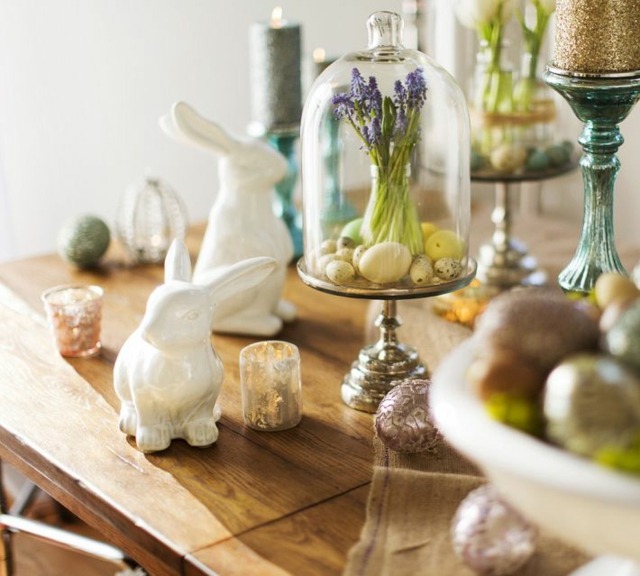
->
xmin=298 ymin=11 xmax=476 ymax=413
xmin=298 ymin=11 xmax=473 ymax=298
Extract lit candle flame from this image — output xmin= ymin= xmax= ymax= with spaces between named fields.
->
xmin=270 ymin=6 xmax=284 ymax=28
xmin=313 ymin=48 xmax=326 ymax=63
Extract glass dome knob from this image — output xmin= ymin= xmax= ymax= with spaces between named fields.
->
xmin=367 ymin=11 xmax=404 ymax=52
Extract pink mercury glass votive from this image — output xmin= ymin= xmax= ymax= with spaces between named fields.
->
xmin=41 ymin=284 xmax=104 ymax=357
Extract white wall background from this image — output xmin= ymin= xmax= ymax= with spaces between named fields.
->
xmin=0 ymin=0 xmax=638 ymax=261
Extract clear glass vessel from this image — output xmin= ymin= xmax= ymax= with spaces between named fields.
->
xmin=115 ymin=176 xmax=188 ymax=265
xmin=299 ymin=11 xmax=473 ymax=298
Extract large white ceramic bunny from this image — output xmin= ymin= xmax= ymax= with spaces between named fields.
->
xmin=113 ymin=238 xmax=277 ymax=453
xmin=159 ymin=101 xmax=296 ymax=336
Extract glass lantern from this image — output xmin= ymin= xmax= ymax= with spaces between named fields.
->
xmin=115 ymin=176 xmax=188 ymax=265
xmin=298 ymin=11 xmax=475 ymax=412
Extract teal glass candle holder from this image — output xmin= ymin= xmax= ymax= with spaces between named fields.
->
xmin=266 ymin=130 xmax=303 ymax=259
xmin=544 ymin=68 xmax=640 ymax=295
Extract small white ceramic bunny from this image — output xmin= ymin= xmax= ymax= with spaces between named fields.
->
xmin=113 ymin=238 xmax=277 ymax=453
xmin=159 ymin=101 xmax=296 ymax=336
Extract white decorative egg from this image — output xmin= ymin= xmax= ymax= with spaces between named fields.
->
xmin=358 ymin=242 xmax=412 ymax=284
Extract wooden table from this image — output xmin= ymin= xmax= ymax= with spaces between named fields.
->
xmin=0 ymin=228 xmax=374 ymax=576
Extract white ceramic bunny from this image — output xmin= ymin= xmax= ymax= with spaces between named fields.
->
xmin=159 ymin=101 xmax=296 ymax=336
xmin=113 ymin=238 xmax=277 ymax=453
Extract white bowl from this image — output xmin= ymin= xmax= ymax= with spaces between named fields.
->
xmin=430 ymin=339 xmax=640 ymax=576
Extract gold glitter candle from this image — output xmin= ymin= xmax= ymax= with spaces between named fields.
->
xmin=554 ymin=0 xmax=640 ymax=74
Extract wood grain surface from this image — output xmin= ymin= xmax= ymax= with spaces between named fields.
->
xmin=0 ymin=228 xmax=373 ymax=575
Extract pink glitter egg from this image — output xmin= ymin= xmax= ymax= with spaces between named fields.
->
xmin=374 ymin=378 xmax=440 ymax=453
xmin=451 ymin=484 xmax=537 ymax=575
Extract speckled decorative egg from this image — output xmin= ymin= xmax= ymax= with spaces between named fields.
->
xmin=325 ymin=259 xmax=355 ymax=284
xmin=336 ymin=247 xmax=355 ymax=262
xmin=452 ymin=484 xmax=537 ymax=575
xmin=409 ymin=255 xmax=434 ymax=285
xmin=490 ymin=144 xmax=527 ymax=173
xmin=434 ymin=257 xmax=462 ymax=280
xmin=374 ymin=379 xmax=440 ymax=453
xmin=604 ymin=300 xmax=640 ymax=371
xmin=320 ymin=239 xmax=337 ymax=255
xmin=358 ymin=241 xmax=412 ymax=284
xmin=316 ymin=253 xmax=339 ymax=275
xmin=352 ymin=245 xmax=367 ymax=271
xmin=337 ymin=236 xmax=356 ymax=250
xmin=544 ymin=353 xmax=640 ymax=461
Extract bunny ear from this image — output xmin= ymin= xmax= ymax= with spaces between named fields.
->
xmin=198 ymin=257 xmax=277 ymax=306
xmin=159 ymin=113 xmax=193 ymax=148
xmin=171 ymin=101 xmax=237 ymax=156
xmin=164 ymin=238 xmax=192 ymax=283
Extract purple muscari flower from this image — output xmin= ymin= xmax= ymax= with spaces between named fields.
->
xmin=350 ymin=68 xmax=367 ymax=99
xmin=406 ymin=67 xmax=427 ymax=109
xmin=363 ymin=117 xmax=382 ymax=148
xmin=367 ymin=76 xmax=383 ymax=117
xmin=393 ymin=79 xmax=407 ymax=109
xmin=394 ymin=107 xmax=408 ymax=138
xmin=332 ymin=93 xmax=354 ymax=121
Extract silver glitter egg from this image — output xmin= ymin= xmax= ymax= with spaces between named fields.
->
xmin=544 ymin=353 xmax=640 ymax=459
xmin=452 ymin=484 xmax=537 ymax=575
xmin=374 ymin=379 xmax=440 ymax=453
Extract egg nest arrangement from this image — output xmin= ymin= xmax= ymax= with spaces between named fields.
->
xmin=311 ymin=217 xmax=466 ymax=290
xmin=470 ymin=139 xmax=575 ymax=180
xmin=466 ymin=272 xmax=640 ymax=476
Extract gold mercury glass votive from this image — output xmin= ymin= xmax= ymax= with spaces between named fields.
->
xmin=41 ymin=284 xmax=104 ymax=358
xmin=239 ymin=340 xmax=302 ymax=431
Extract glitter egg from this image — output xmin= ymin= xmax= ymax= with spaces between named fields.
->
xmin=451 ymin=484 xmax=537 ymax=575
xmin=374 ymin=379 xmax=440 ymax=453
xmin=544 ymin=353 xmax=640 ymax=460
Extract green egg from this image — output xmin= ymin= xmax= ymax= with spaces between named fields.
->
xmin=525 ymin=149 xmax=551 ymax=172
xmin=340 ymin=217 xmax=363 ymax=244
xmin=545 ymin=144 xmax=571 ymax=167
xmin=57 ymin=214 xmax=111 ymax=268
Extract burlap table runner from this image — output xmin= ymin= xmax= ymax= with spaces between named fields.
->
xmin=343 ymin=209 xmax=640 ymax=576
xmin=345 ymin=295 xmax=591 ymax=575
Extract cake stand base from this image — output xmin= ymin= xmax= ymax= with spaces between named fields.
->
xmin=475 ymin=181 xmax=547 ymax=289
xmin=341 ymin=336 xmax=427 ymax=413
xmin=477 ymin=239 xmax=547 ymax=288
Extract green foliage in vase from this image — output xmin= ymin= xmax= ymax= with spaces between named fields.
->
xmin=332 ymin=67 xmax=427 ymax=255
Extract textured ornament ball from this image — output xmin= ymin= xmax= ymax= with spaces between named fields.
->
xmin=452 ymin=484 xmax=537 ymax=575
xmin=374 ymin=378 xmax=440 ymax=453
xmin=57 ymin=214 xmax=111 ymax=267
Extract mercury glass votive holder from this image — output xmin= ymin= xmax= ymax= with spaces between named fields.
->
xmin=239 ymin=340 xmax=302 ymax=431
xmin=42 ymin=284 xmax=104 ymax=357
